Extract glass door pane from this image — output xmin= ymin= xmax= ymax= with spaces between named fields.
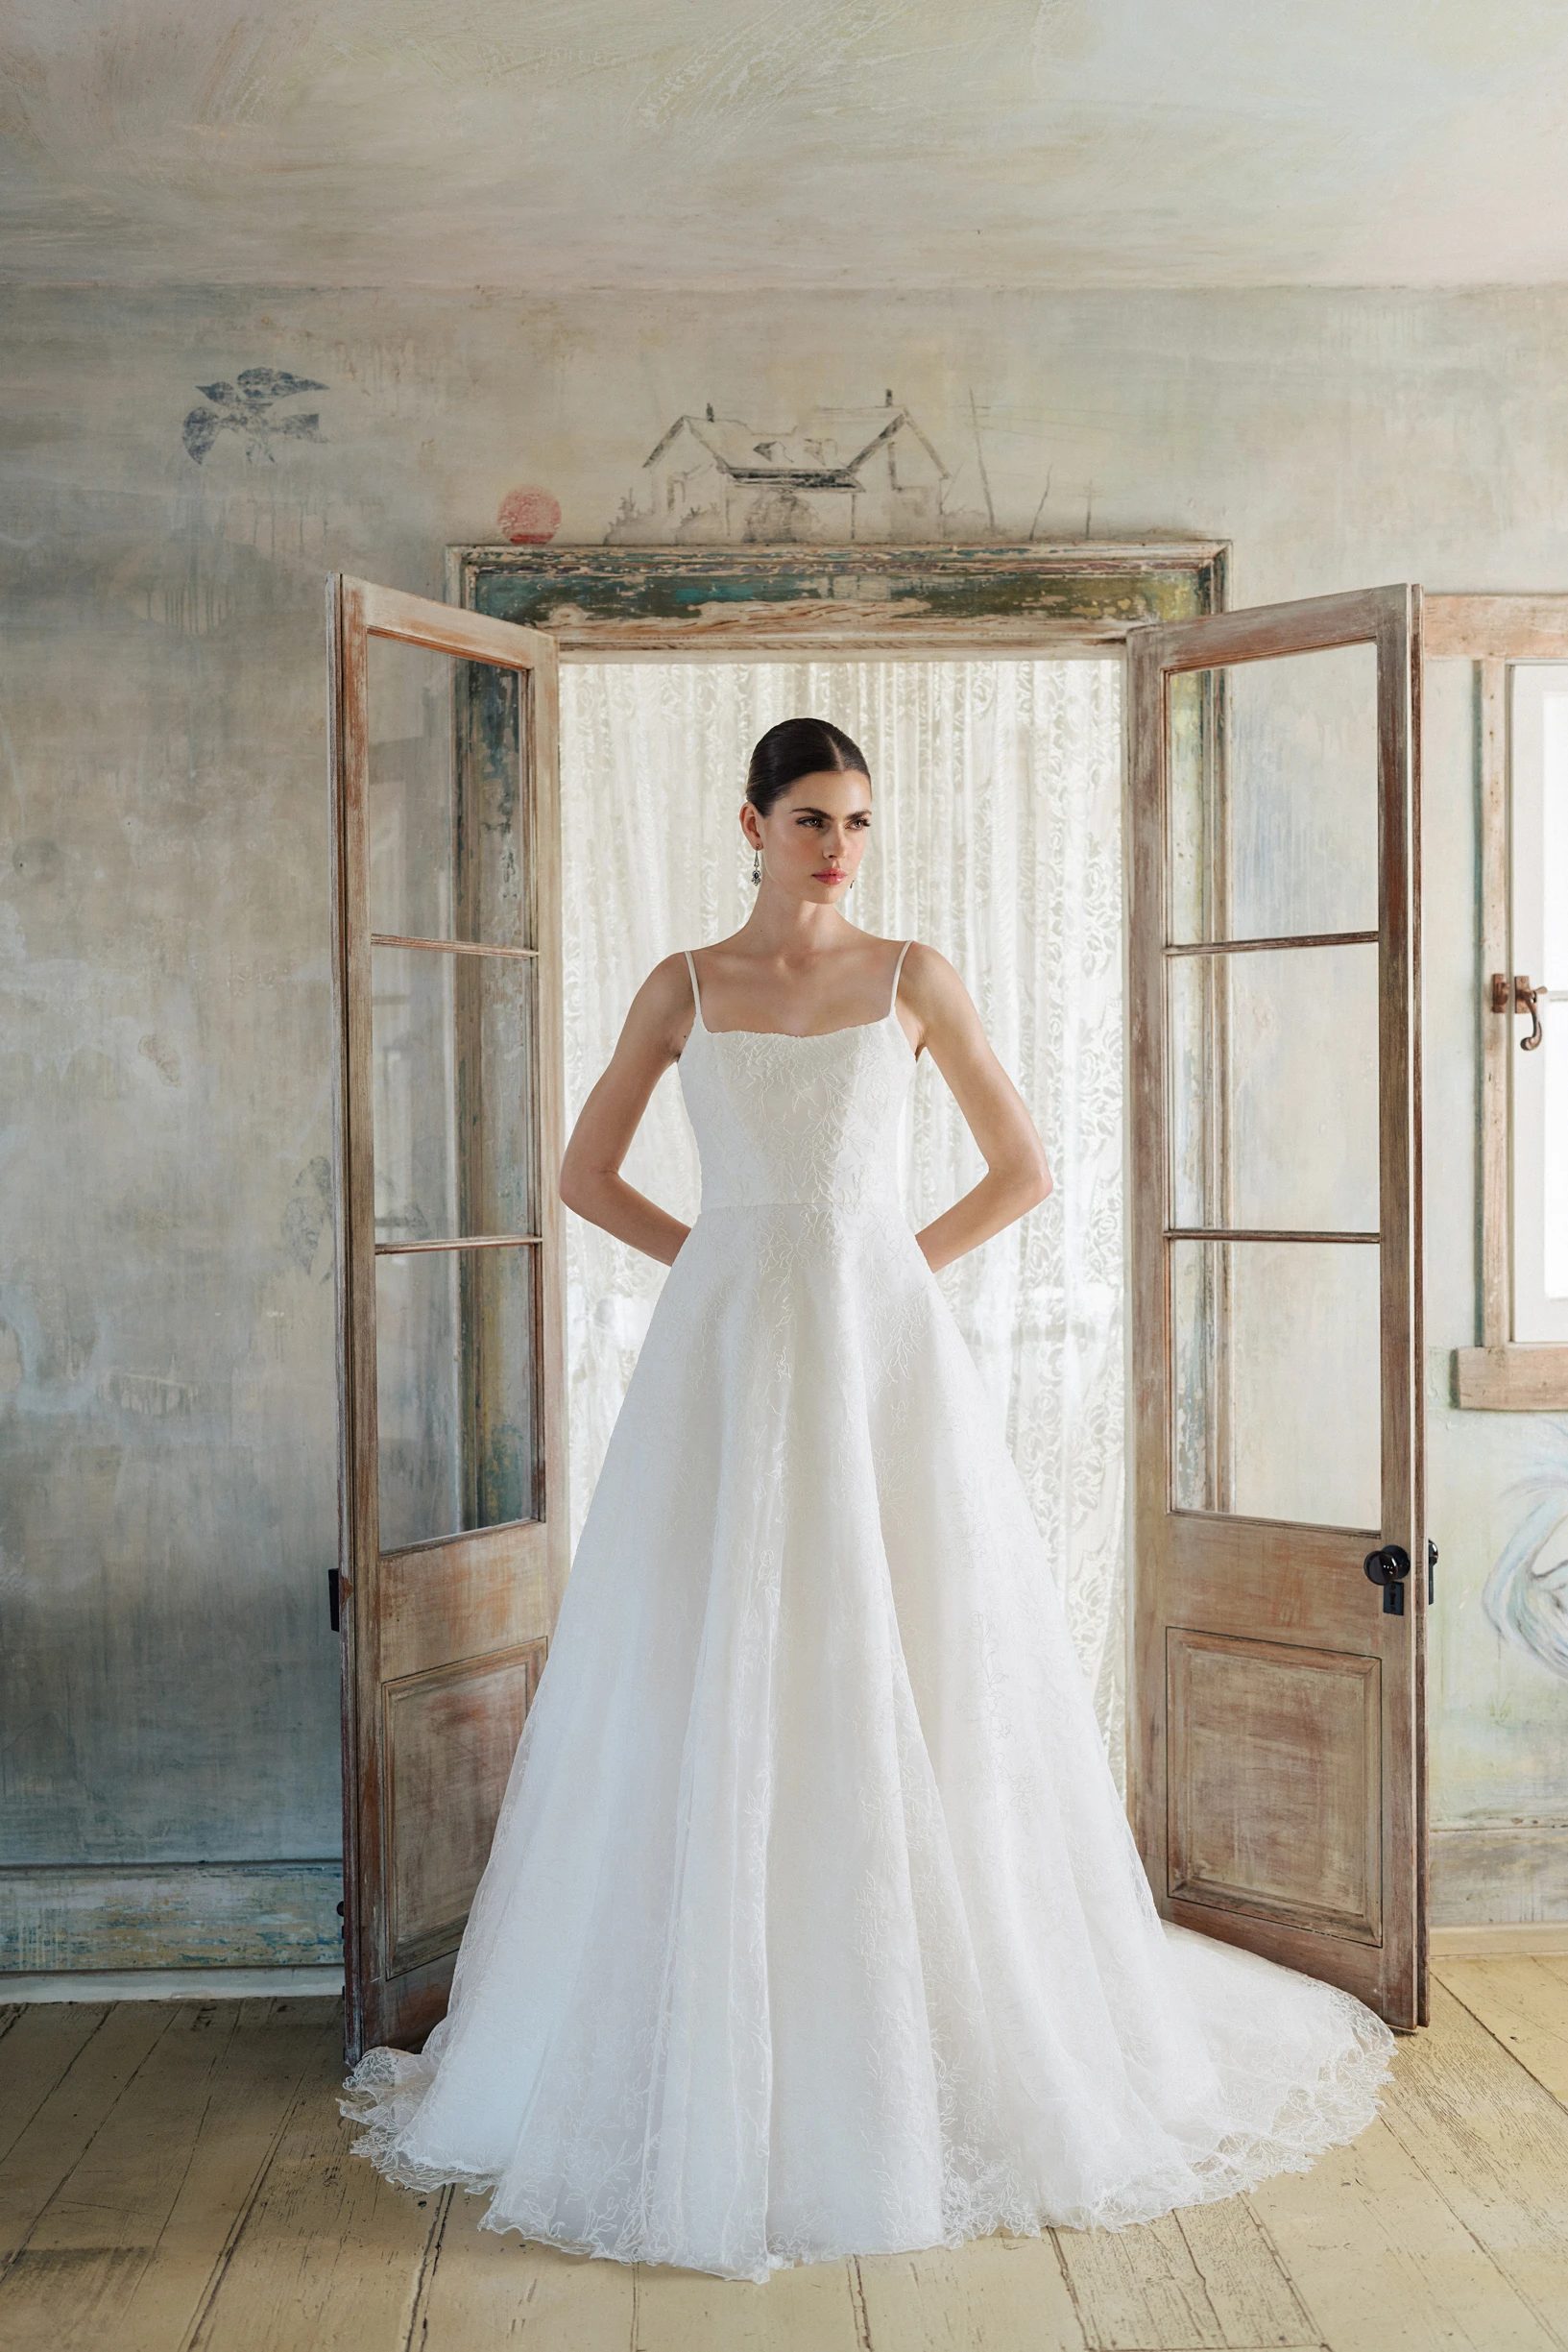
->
xmin=367 ymin=635 xmax=532 ymax=949
xmin=374 ymin=1247 xmax=542 ymax=1550
xmin=1170 ymin=1238 xmax=1381 ymax=1526
xmin=371 ymin=946 xmax=539 ymax=1243
xmin=1167 ymin=642 xmax=1380 ymax=943
xmin=1169 ymin=940 xmax=1380 ymax=1233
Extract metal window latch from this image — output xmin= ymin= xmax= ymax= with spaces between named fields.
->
xmin=1363 ymin=1543 xmax=1412 ymax=1614
xmin=1428 ymin=1539 xmax=1438 ymax=1606
xmin=1490 ymin=971 xmax=1543 ymax=1051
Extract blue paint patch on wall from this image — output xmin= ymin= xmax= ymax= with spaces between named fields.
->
xmin=182 ymin=368 xmax=327 ymax=464
xmin=0 ymin=1862 xmax=344 ymax=1972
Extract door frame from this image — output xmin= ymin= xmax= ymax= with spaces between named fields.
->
xmin=427 ymin=544 xmax=1440 ymax=2025
xmin=332 ymin=546 xmax=1224 ymax=2053
xmin=446 ymin=540 xmax=1230 ymax=658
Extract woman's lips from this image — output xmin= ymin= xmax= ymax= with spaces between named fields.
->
xmin=814 ymin=870 xmax=846 ymax=883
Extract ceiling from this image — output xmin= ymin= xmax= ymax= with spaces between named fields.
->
xmin=5 ymin=0 xmax=1568 ymax=290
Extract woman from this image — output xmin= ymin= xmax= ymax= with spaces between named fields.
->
xmin=344 ymin=716 xmax=1392 ymax=2283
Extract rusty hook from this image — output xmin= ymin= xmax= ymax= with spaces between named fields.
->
xmin=1491 ymin=971 xmax=1544 ymax=1051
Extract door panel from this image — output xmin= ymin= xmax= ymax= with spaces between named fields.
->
xmin=328 ymin=576 xmax=566 ymax=2059
xmin=1167 ymin=1631 xmax=1382 ymax=1943
xmin=1128 ymin=586 xmax=1426 ymax=2030
xmin=384 ymin=1643 xmax=545 ymax=1977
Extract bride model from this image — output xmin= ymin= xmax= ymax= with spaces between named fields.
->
xmin=344 ymin=716 xmax=1393 ymax=2283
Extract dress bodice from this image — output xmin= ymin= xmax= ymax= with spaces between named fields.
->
xmin=677 ymin=944 xmax=916 ymax=1212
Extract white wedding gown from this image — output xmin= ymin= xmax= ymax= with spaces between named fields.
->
xmin=343 ymin=941 xmax=1393 ymax=2283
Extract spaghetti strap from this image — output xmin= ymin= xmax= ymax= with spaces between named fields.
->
xmin=888 ymin=938 xmax=913 ymax=1019
xmin=683 ymin=948 xmax=706 ymax=1031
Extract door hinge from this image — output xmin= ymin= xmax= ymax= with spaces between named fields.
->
xmin=328 ymin=1567 xmax=341 ymax=1633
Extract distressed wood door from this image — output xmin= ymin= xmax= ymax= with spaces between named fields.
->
xmin=327 ymin=577 xmax=567 ymax=2060
xmin=1127 ymin=586 xmax=1427 ymax=2031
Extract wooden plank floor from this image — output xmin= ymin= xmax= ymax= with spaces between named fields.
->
xmin=0 ymin=1960 xmax=1564 ymax=2352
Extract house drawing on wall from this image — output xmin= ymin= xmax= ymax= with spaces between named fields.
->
xmin=606 ymin=395 xmax=951 ymax=545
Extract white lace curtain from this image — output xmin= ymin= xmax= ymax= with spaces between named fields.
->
xmin=559 ymin=659 xmax=1127 ymax=1762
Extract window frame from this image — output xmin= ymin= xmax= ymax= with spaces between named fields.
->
xmin=1429 ymin=596 xmax=1568 ymax=1408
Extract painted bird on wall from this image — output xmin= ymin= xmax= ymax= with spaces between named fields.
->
xmin=182 ymin=368 xmax=326 ymax=463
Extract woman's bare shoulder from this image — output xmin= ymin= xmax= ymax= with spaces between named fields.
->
xmin=615 ymin=951 xmax=698 ymax=1059
xmin=895 ymin=939 xmax=968 ymax=1004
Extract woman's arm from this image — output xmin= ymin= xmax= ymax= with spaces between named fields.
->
xmin=558 ymin=955 xmax=697 ymax=1267
xmin=900 ymin=945 xmax=1053 ymax=1273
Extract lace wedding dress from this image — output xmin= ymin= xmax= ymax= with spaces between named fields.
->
xmin=343 ymin=939 xmax=1393 ymax=2283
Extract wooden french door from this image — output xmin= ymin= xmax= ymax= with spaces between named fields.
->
xmin=1127 ymin=586 xmax=1427 ymax=2031
xmin=327 ymin=577 xmax=567 ymax=2060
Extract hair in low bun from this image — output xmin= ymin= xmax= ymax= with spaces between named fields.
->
xmin=745 ymin=717 xmax=870 ymax=817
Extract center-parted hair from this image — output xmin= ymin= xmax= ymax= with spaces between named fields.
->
xmin=745 ymin=717 xmax=871 ymax=817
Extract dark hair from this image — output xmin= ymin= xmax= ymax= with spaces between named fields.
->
xmin=745 ymin=717 xmax=870 ymax=816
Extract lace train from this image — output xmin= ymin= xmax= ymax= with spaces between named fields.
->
xmin=343 ymin=1924 xmax=1392 ymax=2279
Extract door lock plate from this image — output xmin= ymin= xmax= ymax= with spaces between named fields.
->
xmin=1363 ymin=1543 xmax=1412 ymax=1614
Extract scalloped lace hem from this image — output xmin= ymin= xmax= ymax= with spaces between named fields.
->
xmin=339 ymin=2000 xmax=1393 ymax=2285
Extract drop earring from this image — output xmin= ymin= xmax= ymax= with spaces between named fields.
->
xmin=751 ymin=848 xmax=761 ymax=885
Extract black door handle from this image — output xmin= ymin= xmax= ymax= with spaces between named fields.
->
xmin=1363 ymin=1543 xmax=1412 ymax=1615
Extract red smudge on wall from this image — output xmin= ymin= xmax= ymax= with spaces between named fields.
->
xmin=498 ymin=486 xmax=562 ymax=545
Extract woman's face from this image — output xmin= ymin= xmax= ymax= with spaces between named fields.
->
xmin=742 ymin=768 xmax=872 ymax=904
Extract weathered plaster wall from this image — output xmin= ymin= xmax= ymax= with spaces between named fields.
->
xmin=10 ymin=0 xmax=1568 ymax=290
xmin=2 ymin=283 xmax=1565 ymax=1963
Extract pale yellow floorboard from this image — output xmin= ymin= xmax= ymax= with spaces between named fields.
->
xmin=629 ymin=2250 xmax=866 ymax=2352
xmin=416 ymin=2208 xmax=637 ymax=2351
xmin=2 ymin=1983 xmax=1567 ymax=2352
xmin=1053 ymin=2207 xmax=1249 ymax=2351
xmin=1380 ymin=1980 xmax=1568 ymax=2343
xmin=0 ymin=2003 xmax=112 ymax=2171
xmin=0 ymin=2000 xmax=172 ymax=2258
xmin=188 ymin=2024 xmax=442 ymax=2352
xmin=856 ymin=2232 xmax=1088 ymax=2351
xmin=1435 ymin=1956 xmax=1568 ymax=2104
xmin=262 ymin=1994 xmax=344 ymax=2027
xmin=0 ymin=2000 xmax=251 ymax=2352
xmin=114 ymin=2002 xmax=347 ymax=2352
xmin=1249 ymin=2107 xmax=1561 ymax=2352
xmin=23 ymin=2002 xmax=249 ymax=2256
xmin=0 ymin=2000 xmax=340 ymax=2352
xmin=1170 ymin=2195 xmax=1318 ymax=2348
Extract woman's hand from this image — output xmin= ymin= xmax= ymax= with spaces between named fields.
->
xmin=898 ymin=945 xmax=1053 ymax=1272
xmin=559 ymin=955 xmax=697 ymax=1267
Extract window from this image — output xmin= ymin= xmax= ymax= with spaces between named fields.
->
xmin=1508 ymin=667 xmax=1568 ymax=1345
xmin=1432 ymin=596 xmax=1568 ymax=1407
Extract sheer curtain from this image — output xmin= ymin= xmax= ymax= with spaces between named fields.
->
xmin=558 ymin=659 xmax=1126 ymax=1762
